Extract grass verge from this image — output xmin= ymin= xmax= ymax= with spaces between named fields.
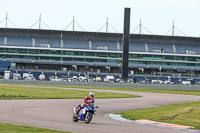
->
xmin=2 ymin=83 xmax=200 ymax=96
xmin=0 ymin=123 xmax=70 ymax=133
xmin=49 ymin=85 xmax=200 ymax=96
xmin=0 ymin=85 xmax=139 ymax=99
xmin=116 ymin=101 xmax=200 ymax=130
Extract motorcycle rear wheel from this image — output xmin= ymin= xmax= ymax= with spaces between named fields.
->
xmin=85 ymin=113 xmax=93 ymax=123
xmin=72 ymin=114 xmax=78 ymax=122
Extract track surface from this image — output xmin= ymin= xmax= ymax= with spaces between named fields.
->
xmin=0 ymin=85 xmax=200 ymax=133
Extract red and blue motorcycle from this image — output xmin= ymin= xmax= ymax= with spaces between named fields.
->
xmin=73 ymin=103 xmax=98 ymax=124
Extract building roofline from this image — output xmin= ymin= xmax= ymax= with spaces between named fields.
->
xmin=0 ymin=28 xmax=200 ymax=45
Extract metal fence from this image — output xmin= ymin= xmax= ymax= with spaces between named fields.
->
xmin=0 ymin=79 xmax=200 ymax=90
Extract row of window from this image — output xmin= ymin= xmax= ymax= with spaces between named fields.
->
xmin=0 ymin=48 xmax=122 ymax=57
xmin=1 ymin=54 xmax=200 ymax=67
xmin=1 ymin=48 xmax=200 ymax=63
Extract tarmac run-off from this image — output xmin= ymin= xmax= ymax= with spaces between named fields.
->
xmin=0 ymin=85 xmax=200 ymax=133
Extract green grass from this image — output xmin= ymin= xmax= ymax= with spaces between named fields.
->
xmin=117 ymin=101 xmax=200 ymax=130
xmin=50 ymin=85 xmax=200 ymax=96
xmin=2 ymin=83 xmax=200 ymax=96
xmin=0 ymin=85 xmax=139 ymax=99
xmin=0 ymin=123 xmax=70 ymax=133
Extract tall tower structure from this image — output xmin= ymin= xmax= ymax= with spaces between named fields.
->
xmin=122 ymin=8 xmax=131 ymax=82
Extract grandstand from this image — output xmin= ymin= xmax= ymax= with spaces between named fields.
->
xmin=0 ymin=28 xmax=200 ymax=82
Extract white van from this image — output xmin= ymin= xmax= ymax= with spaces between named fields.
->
xmin=151 ymin=80 xmax=161 ymax=84
xmin=104 ymin=76 xmax=115 ymax=83
xmin=13 ymin=73 xmax=21 ymax=80
xmin=182 ymin=81 xmax=191 ymax=85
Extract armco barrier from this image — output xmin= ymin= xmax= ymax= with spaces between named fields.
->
xmin=0 ymin=79 xmax=200 ymax=90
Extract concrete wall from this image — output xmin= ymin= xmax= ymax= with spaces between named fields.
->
xmin=0 ymin=79 xmax=200 ymax=90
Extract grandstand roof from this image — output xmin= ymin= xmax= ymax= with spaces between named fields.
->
xmin=0 ymin=28 xmax=200 ymax=45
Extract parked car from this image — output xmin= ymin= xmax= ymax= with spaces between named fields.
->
xmin=181 ymin=80 xmax=195 ymax=85
xmin=49 ymin=75 xmax=62 ymax=81
xmin=25 ymin=77 xmax=36 ymax=81
xmin=13 ymin=73 xmax=21 ymax=80
xmin=78 ymin=76 xmax=88 ymax=82
xmin=95 ymin=77 xmax=102 ymax=82
xmin=151 ymin=80 xmax=161 ymax=84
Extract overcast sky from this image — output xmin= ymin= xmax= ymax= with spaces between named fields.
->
xmin=0 ymin=0 xmax=200 ymax=37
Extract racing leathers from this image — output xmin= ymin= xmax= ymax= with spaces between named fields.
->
xmin=76 ymin=96 xmax=94 ymax=114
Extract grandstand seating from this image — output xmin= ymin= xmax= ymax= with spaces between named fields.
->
xmin=147 ymin=64 xmax=176 ymax=70
xmin=148 ymin=43 xmax=173 ymax=53
xmin=147 ymin=64 xmax=161 ymax=69
xmin=0 ymin=58 xmax=33 ymax=63
xmin=12 ymin=58 xmax=33 ymax=63
xmin=129 ymin=42 xmax=146 ymax=52
xmin=63 ymin=39 xmax=89 ymax=49
xmin=142 ymin=57 xmax=163 ymax=60
xmin=192 ymin=67 xmax=200 ymax=71
xmin=35 ymin=60 xmax=60 ymax=64
xmin=2 ymin=35 xmax=200 ymax=72
xmin=63 ymin=61 xmax=90 ymax=66
xmin=3 ymin=59 xmax=119 ymax=67
xmin=177 ymin=66 xmax=200 ymax=71
xmin=0 ymin=36 xmax=4 ymax=45
xmin=92 ymin=62 xmax=119 ymax=67
xmin=35 ymin=38 xmax=60 ymax=48
xmin=128 ymin=64 xmax=146 ymax=68
xmin=175 ymin=44 xmax=200 ymax=54
xmin=161 ymin=65 xmax=175 ymax=69
xmin=4 ymin=36 xmax=200 ymax=56
xmin=92 ymin=40 xmax=117 ymax=51
xmin=176 ymin=66 xmax=193 ymax=70
xmin=7 ymin=36 xmax=32 ymax=47
xmin=3 ymin=28 xmax=200 ymax=81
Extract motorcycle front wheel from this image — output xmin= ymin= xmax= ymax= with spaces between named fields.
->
xmin=85 ymin=113 xmax=93 ymax=123
xmin=72 ymin=114 xmax=79 ymax=122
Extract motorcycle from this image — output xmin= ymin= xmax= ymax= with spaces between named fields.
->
xmin=73 ymin=103 xmax=98 ymax=124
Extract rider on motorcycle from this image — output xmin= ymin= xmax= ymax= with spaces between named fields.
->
xmin=75 ymin=92 xmax=95 ymax=115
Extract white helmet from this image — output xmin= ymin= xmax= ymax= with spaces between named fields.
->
xmin=89 ymin=92 xmax=95 ymax=98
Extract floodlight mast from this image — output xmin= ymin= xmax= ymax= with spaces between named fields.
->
xmin=39 ymin=14 xmax=41 ymax=29
xmin=5 ymin=13 xmax=8 ymax=29
xmin=0 ymin=13 xmax=17 ymax=29
xmin=73 ymin=16 xmax=75 ymax=31
xmin=139 ymin=19 xmax=142 ymax=34
xmin=122 ymin=8 xmax=131 ymax=82
xmin=172 ymin=20 xmax=174 ymax=36
xmin=106 ymin=17 xmax=108 ymax=33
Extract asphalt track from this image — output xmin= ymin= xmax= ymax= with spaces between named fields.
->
xmin=0 ymin=85 xmax=200 ymax=133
